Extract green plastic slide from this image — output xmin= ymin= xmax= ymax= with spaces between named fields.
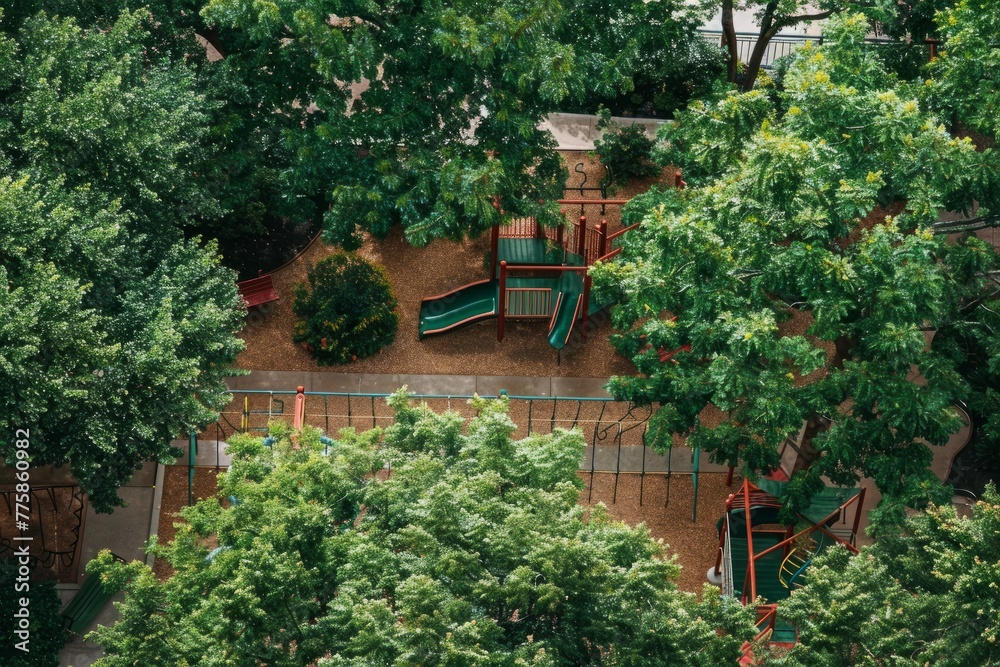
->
xmin=547 ymin=272 xmax=584 ymax=350
xmin=419 ymin=280 xmax=499 ymax=339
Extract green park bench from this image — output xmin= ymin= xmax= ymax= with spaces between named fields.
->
xmin=61 ymin=553 xmax=126 ymax=634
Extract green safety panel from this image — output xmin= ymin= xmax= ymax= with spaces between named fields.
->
xmin=799 ymin=486 xmax=861 ymax=526
xmin=496 ymin=238 xmax=565 ymax=270
xmin=730 ymin=532 xmax=792 ymax=604
xmin=772 ymin=619 xmax=798 ymax=643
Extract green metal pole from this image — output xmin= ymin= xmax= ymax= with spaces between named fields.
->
xmin=692 ymin=446 xmax=700 ymax=522
xmin=188 ymin=430 xmax=197 ymax=506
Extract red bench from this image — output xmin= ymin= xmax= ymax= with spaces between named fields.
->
xmin=237 ymin=271 xmax=278 ymax=308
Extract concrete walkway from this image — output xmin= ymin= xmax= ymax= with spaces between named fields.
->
xmin=543 ymin=112 xmax=667 ymax=150
xmin=226 ymin=370 xmax=612 ymax=399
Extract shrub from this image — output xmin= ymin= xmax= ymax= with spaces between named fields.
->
xmin=292 ymin=253 xmax=398 ymax=364
xmin=0 ymin=560 xmax=69 ymax=666
xmin=593 ymin=107 xmax=659 ymax=186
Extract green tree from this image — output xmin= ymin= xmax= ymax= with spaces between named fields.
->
xmin=4 ymin=1 xmax=712 ymax=250
xmin=196 ymin=0 xmax=707 ymax=248
xmin=719 ymin=0 xmax=845 ymax=91
xmin=593 ymin=14 xmax=1000 ymax=525
xmin=0 ymin=3 xmax=316 ymax=270
xmin=594 ymin=108 xmax=659 ymax=186
xmin=0 ymin=559 xmax=69 ymax=666
xmin=292 ymin=253 xmax=399 ymax=365
xmin=0 ymin=9 xmax=217 ymax=246
xmin=0 ymin=9 xmax=247 ymax=511
xmin=89 ymin=394 xmax=756 ymax=665
xmin=773 ymin=486 xmax=1000 ymax=666
xmin=0 ymin=176 xmax=246 ymax=511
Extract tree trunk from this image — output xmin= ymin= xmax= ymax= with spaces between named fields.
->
xmin=721 ymin=0 xmax=739 ymax=84
xmin=832 ymin=335 xmax=857 ymax=370
xmin=741 ymin=4 xmax=779 ymax=92
xmin=742 ymin=29 xmax=780 ymax=91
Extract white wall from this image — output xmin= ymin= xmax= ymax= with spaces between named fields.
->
xmin=702 ymin=6 xmax=826 ymax=37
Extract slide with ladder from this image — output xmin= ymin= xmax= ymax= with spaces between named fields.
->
xmin=419 ymin=279 xmax=499 ymax=339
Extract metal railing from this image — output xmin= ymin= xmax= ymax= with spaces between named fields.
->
xmin=197 ymin=389 xmax=734 ymax=518
xmin=699 ymin=29 xmax=934 ymax=71
xmin=722 ymin=523 xmax=734 ymax=596
xmin=699 ymin=30 xmax=820 ymax=69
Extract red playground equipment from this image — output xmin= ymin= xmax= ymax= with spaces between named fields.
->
xmin=419 ymin=172 xmax=685 ymax=351
xmin=711 ymin=478 xmax=865 ymax=655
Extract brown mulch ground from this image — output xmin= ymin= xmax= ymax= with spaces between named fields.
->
xmin=176 ymin=153 xmax=731 ymax=594
xmin=155 ymin=463 xmax=737 ymax=594
xmin=236 ymin=152 xmax=671 ymax=378
xmin=152 ymin=466 xmax=221 ymax=580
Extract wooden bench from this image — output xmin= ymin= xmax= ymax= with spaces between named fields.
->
xmin=237 ymin=271 xmax=278 ymax=308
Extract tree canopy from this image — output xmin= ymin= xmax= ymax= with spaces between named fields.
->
xmin=0 ymin=10 xmax=246 ymax=511
xmin=89 ymin=394 xmax=756 ymax=666
xmin=593 ymin=13 xmax=1000 ymax=525
xmin=193 ymin=0 xmax=708 ymax=248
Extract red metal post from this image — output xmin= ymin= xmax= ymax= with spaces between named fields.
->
xmin=926 ymin=38 xmax=939 ymax=61
xmin=490 ymin=224 xmax=499 ymax=278
xmin=744 ymin=481 xmax=757 ymax=601
xmin=597 ymin=219 xmax=608 ymax=260
xmin=293 ymin=385 xmax=306 ymax=433
xmin=497 ymin=261 xmax=507 ymax=342
xmin=576 ymin=216 xmax=587 ymax=258
xmin=580 ymin=275 xmax=591 ymax=341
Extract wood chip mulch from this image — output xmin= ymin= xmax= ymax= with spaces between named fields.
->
xmin=235 ymin=152 xmax=671 ymax=378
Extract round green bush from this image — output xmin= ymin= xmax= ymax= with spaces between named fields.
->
xmin=292 ymin=253 xmax=398 ymax=365
xmin=593 ymin=107 xmax=659 ymax=186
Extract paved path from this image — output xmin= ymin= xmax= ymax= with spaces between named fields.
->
xmin=227 ymin=370 xmax=612 ymax=399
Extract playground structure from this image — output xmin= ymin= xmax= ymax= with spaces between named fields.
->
xmin=712 ymin=478 xmax=866 ymax=648
xmin=418 ymin=200 xmax=627 ymax=351
xmin=420 ymin=174 xmax=685 ymax=351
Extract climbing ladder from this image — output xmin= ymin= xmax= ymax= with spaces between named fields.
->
xmin=241 ymin=393 xmax=285 ymax=432
xmin=778 ymin=531 xmax=828 ymax=589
